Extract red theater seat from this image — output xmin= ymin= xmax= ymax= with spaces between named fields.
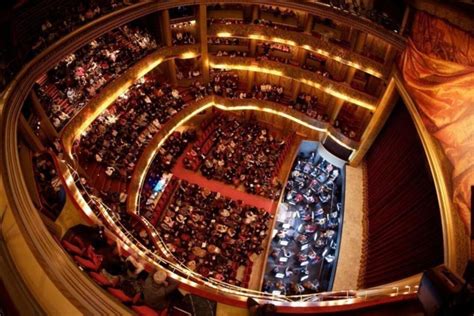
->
xmin=107 ymin=288 xmax=135 ymax=303
xmin=89 ymin=272 xmax=117 ymax=287
xmin=74 ymin=256 xmax=100 ymax=271
xmin=62 ymin=240 xmax=84 ymax=256
xmin=132 ymin=305 xmax=162 ymax=316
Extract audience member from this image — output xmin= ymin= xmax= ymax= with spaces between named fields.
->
xmin=143 ymin=269 xmax=179 ymax=310
xmin=35 ymin=25 xmax=157 ymax=130
xmin=78 ymin=76 xmax=185 ymax=183
xmin=184 ymin=114 xmax=287 ymax=199
xmin=159 ymin=180 xmax=272 ymax=286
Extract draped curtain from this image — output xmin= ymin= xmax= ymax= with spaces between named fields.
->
xmin=399 ymin=11 xmax=474 ymax=234
xmin=362 ymin=102 xmax=443 ymax=288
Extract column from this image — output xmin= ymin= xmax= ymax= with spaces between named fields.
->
xmin=246 ymin=70 xmax=255 ymax=92
xmin=347 ymin=27 xmax=358 ymax=50
xmin=399 ymin=5 xmax=411 ymax=35
xmin=18 ymin=114 xmax=45 ymax=152
xmin=329 ymin=31 xmax=367 ymax=122
xmin=303 ymin=13 xmax=314 ymax=34
xmin=249 ymin=5 xmax=259 ymax=57
xmin=291 ymin=80 xmax=301 ymax=100
xmin=296 ymin=13 xmax=314 ymax=66
xmin=354 ymin=31 xmax=367 ymax=53
xmin=383 ymin=45 xmax=397 ymax=68
xmin=160 ymin=9 xmax=172 ymax=47
xmin=30 ymin=91 xmax=58 ymax=142
xmin=350 ymin=77 xmax=398 ymax=166
xmin=198 ymin=4 xmax=209 ymax=83
xmin=160 ymin=10 xmax=177 ymax=86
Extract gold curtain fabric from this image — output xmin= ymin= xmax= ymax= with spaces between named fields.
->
xmin=400 ymin=11 xmax=474 ymax=233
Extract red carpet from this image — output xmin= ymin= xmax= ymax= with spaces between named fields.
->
xmin=172 ymin=149 xmax=277 ymax=214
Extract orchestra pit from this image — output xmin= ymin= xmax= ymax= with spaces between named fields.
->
xmin=0 ymin=0 xmax=473 ymax=315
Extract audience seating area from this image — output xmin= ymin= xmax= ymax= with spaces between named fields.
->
xmin=263 ymin=152 xmax=342 ymax=295
xmin=140 ymin=131 xmax=196 ymax=226
xmin=1 ymin=0 xmax=135 ymax=90
xmin=60 ymin=224 xmax=169 ymax=316
xmin=172 ymin=31 xmax=196 ymax=46
xmin=33 ymin=152 xmax=66 ymax=220
xmin=159 ymin=180 xmax=273 ymax=287
xmin=0 ymin=1 xmax=433 ymax=314
xmin=183 ymin=113 xmax=292 ymax=200
xmin=77 ymin=76 xmax=185 ymax=191
xmin=34 ymin=25 xmax=157 ymax=130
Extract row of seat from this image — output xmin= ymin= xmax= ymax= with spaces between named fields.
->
xmin=272 ymin=133 xmax=296 ymax=178
xmin=184 ymin=114 xmax=223 ymax=171
xmin=60 ymin=238 xmax=165 ymax=316
xmin=149 ymin=177 xmax=179 ymax=227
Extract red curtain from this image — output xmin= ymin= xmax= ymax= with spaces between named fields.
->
xmin=399 ymin=11 xmax=474 ymax=234
xmin=362 ymin=102 xmax=443 ymax=288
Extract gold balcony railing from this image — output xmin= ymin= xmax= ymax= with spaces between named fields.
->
xmin=208 ymin=23 xmax=386 ymax=79
xmin=209 ymin=56 xmax=378 ymax=111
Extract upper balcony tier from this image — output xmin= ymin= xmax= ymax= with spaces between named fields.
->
xmin=208 ymin=23 xmax=387 ymax=79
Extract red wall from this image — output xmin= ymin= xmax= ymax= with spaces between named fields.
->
xmin=361 ymin=102 xmax=443 ymax=288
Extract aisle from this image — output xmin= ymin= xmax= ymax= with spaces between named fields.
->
xmin=171 ymin=154 xmax=276 ymax=214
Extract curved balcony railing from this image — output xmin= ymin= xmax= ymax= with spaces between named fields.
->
xmin=60 ymin=44 xmax=201 ymax=159
xmin=208 ymin=23 xmax=387 ymax=79
xmin=209 ymin=56 xmax=378 ymax=111
xmin=60 ymin=156 xmax=420 ymax=308
xmin=0 ymin=1 xmax=437 ymax=314
xmin=125 ymin=95 xmax=360 ymax=215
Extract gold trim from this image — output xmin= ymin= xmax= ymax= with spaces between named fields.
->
xmin=209 ymin=56 xmax=378 ymax=111
xmin=61 ymin=44 xmax=201 ymax=160
xmin=209 ymin=24 xmax=386 ymax=79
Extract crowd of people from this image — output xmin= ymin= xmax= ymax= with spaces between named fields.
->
xmin=175 ymin=58 xmax=201 ymax=81
xmin=260 ymin=5 xmax=297 ymax=19
xmin=291 ymin=93 xmax=329 ymax=122
xmin=334 ymin=119 xmax=358 ymax=140
xmin=0 ymin=0 xmax=136 ymax=91
xmin=33 ymin=152 xmax=66 ymax=220
xmin=159 ymin=180 xmax=273 ymax=286
xmin=215 ymin=50 xmax=248 ymax=58
xmin=77 ymin=76 xmax=186 ymax=182
xmin=208 ymin=37 xmax=245 ymax=46
xmin=190 ymin=72 xmax=333 ymax=127
xmin=184 ymin=114 xmax=287 ymax=200
xmin=263 ymin=152 xmax=342 ymax=295
xmin=208 ymin=18 xmax=244 ymax=26
xmin=172 ymin=31 xmax=196 ymax=45
xmin=261 ymin=42 xmax=292 ymax=55
xmin=302 ymin=60 xmax=332 ymax=79
xmin=190 ymin=71 xmax=240 ymax=100
xmin=61 ymin=224 xmax=181 ymax=313
xmin=327 ymin=0 xmax=400 ymax=33
xmin=252 ymin=83 xmax=286 ymax=103
xmin=34 ymin=25 xmax=157 ymax=130
xmin=140 ymin=130 xmax=196 ymax=224
xmin=30 ymin=0 xmax=133 ymax=57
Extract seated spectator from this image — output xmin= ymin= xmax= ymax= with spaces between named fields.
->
xmin=35 ymin=24 xmax=157 ymax=130
xmin=77 ymin=76 xmax=186 ymax=185
xmin=143 ymin=269 xmax=179 ymax=310
xmin=184 ymin=114 xmax=287 ymax=199
xmin=159 ymin=180 xmax=272 ymax=286
xmin=172 ymin=31 xmax=196 ymax=45
xmin=33 ymin=152 xmax=66 ymax=220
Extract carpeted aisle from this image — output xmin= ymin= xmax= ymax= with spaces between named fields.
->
xmin=171 ymin=152 xmax=276 ymax=214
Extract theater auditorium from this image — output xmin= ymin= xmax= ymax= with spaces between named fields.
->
xmin=0 ymin=0 xmax=472 ymax=315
